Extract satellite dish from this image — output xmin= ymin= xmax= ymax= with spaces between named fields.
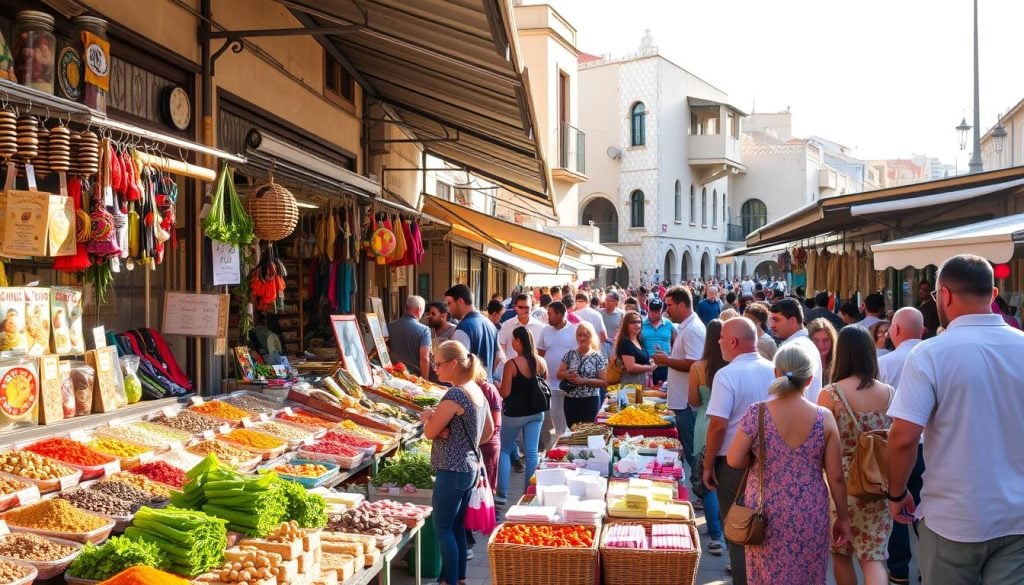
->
xmin=606 ymin=146 xmax=622 ymax=160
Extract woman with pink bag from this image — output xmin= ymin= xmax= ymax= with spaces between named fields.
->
xmin=422 ymin=341 xmax=495 ymax=585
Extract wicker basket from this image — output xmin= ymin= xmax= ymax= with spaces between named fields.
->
xmin=488 ymin=523 xmax=599 ymax=585
xmin=600 ymin=519 xmax=701 ymax=585
xmin=246 ymin=179 xmax=298 ymax=242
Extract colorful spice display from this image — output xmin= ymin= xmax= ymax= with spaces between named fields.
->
xmin=322 ymin=430 xmax=379 ymax=451
xmin=493 ymin=523 xmax=595 ymax=547
xmin=190 ymin=401 xmax=254 ymax=422
xmin=127 ymin=461 xmax=186 ymax=488
xmin=98 ymin=566 xmax=190 ymax=585
xmin=131 ymin=421 xmax=192 ymax=442
xmin=149 ymin=410 xmax=225 ymax=434
xmin=185 ymin=440 xmax=258 ymax=468
xmin=278 ymin=410 xmax=339 ymax=428
xmin=58 ymin=487 xmax=138 ymax=517
xmin=99 ymin=473 xmax=172 ymax=500
xmin=2 ymin=498 xmax=108 ymax=532
xmin=221 ymin=429 xmax=286 ymax=450
xmin=87 ymin=437 xmax=151 ymax=459
xmin=252 ymin=421 xmax=315 ymax=441
xmin=303 ymin=440 xmax=363 ymax=458
xmin=0 ymin=476 xmax=28 ymax=496
xmin=24 ymin=437 xmax=115 ymax=467
xmin=96 ymin=424 xmax=181 ymax=449
xmin=0 ymin=560 xmax=32 ymax=584
xmin=274 ymin=462 xmax=329 ymax=478
xmin=222 ymin=395 xmax=279 ymax=415
xmin=0 ymin=532 xmax=78 ymax=561
xmin=90 ymin=478 xmax=166 ymax=506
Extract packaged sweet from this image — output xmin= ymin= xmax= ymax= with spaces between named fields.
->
xmin=0 ymin=358 xmax=39 ymax=429
xmin=70 ymin=361 xmax=95 ymax=416
xmin=59 ymin=359 xmax=75 ymax=417
xmin=23 ymin=287 xmax=50 ymax=353
xmin=120 ymin=355 xmax=142 ymax=404
xmin=0 ymin=288 xmax=27 ymax=352
xmin=51 ymin=287 xmax=84 ymax=354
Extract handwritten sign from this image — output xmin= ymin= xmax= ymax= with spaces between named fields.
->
xmin=369 ymin=297 xmax=388 ymax=337
xmin=162 ymin=292 xmax=230 ymax=338
xmin=212 ymin=241 xmax=241 ymax=286
xmin=365 ymin=313 xmax=392 ymax=368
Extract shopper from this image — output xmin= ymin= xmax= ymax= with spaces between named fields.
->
xmin=769 ymin=298 xmax=823 ymax=401
xmin=536 ymin=301 xmax=577 ymax=447
xmin=497 ymin=294 xmax=546 ymax=362
xmin=726 ymin=343 xmax=852 ymax=585
xmin=600 ymin=292 xmax=625 ymax=357
xmin=888 ymin=255 xmax=1024 ymax=584
xmin=386 ymin=295 xmax=431 ymax=377
xmin=817 ymin=326 xmax=894 ymax=585
xmin=446 ymin=284 xmax=501 ymax=382
xmin=427 ymin=301 xmax=457 ymax=382
xmin=806 ymin=291 xmax=846 ymax=331
xmin=423 ymin=341 xmax=495 ymax=585
xmin=696 ymin=285 xmax=723 ymax=324
xmin=807 ymin=317 xmax=838 ymax=385
xmin=654 ymin=285 xmax=706 ymax=470
xmin=704 ymin=317 xmax=776 ymax=585
xmin=495 ymin=326 xmax=547 ymax=505
xmin=557 ymin=321 xmax=608 ymax=428
xmin=857 ymin=293 xmax=885 ymax=330
xmin=613 ymin=310 xmax=657 ymax=386
xmin=573 ymin=293 xmax=609 ymax=344
xmin=641 ymin=299 xmax=675 ymax=386
xmin=743 ymin=302 xmax=777 ymax=361
xmin=687 ymin=319 xmax=727 ymax=556
xmin=877 ymin=307 xmax=925 ymax=585
xmin=839 ymin=302 xmax=861 ymax=326
xmin=915 ymin=281 xmax=940 ymax=338
xmin=868 ymin=321 xmax=891 ymax=356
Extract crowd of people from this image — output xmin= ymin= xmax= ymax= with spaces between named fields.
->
xmin=387 ymin=253 xmax=1023 ymax=585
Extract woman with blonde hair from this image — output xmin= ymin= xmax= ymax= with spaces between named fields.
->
xmin=422 ymin=341 xmax=496 ymax=585
xmin=727 ymin=344 xmax=851 ymax=584
xmin=807 ymin=318 xmax=839 ymax=385
xmin=557 ymin=321 xmax=608 ymax=427
xmin=613 ymin=310 xmax=657 ymax=386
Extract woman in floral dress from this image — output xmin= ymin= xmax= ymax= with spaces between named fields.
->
xmin=727 ymin=343 xmax=852 ymax=585
xmin=818 ymin=326 xmax=894 ymax=585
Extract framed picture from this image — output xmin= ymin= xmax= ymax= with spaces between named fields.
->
xmin=330 ymin=315 xmax=373 ymax=387
xmin=365 ymin=312 xmax=392 ymax=368
xmin=369 ymin=297 xmax=388 ymax=337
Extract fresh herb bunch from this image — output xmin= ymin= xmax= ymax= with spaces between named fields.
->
xmin=371 ymin=449 xmax=434 ymax=489
xmin=68 ymin=536 xmax=168 ymax=580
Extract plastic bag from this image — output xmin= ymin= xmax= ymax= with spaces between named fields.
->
xmin=120 ymin=355 xmax=142 ymax=404
xmin=59 ymin=361 xmax=75 ymax=418
xmin=70 ymin=361 xmax=95 ymax=416
xmin=464 ymin=469 xmax=497 ymax=534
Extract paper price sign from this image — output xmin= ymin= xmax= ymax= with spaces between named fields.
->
xmin=212 ymin=241 xmax=241 ymax=285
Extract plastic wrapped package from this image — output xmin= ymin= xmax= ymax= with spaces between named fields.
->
xmin=59 ymin=361 xmax=75 ymax=418
xmin=69 ymin=362 xmax=94 ymax=416
xmin=120 ymin=356 xmax=142 ymax=404
xmin=0 ymin=358 xmax=40 ymax=429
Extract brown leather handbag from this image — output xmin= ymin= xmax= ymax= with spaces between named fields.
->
xmin=724 ymin=403 xmax=766 ymax=545
xmin=834 ymin=384 xmax=890 ymax=500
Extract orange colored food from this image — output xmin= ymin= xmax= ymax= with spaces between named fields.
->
xmin=494 ymin=524 xmax=594 ymax=548
xmin=190 ymin=401 xmax=253 ymax=422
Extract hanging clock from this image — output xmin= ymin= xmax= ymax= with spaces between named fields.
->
xmin=160 ymin=85 xmax=192 ymax=131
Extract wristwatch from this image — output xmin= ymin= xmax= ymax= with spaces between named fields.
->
xmin=886 ymin=488 xmax=909 ymax=502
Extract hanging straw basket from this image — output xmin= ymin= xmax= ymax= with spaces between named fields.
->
xmin=246 ymin=177 xmax=299 ymax=242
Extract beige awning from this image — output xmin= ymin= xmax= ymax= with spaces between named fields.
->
xmin=872 ymin=213 xmax=1024 ymax=270
xmin=282 ymin=0 xmax=551 ymax=206
xmin=423 ymin=195 xmax=574 ymax=269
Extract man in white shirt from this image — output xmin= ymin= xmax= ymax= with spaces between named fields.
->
xmin=600 ymin=292 xmax=625 ymax=358
xmin=888 ymin=255 xmax=1024 ymax=584
xmin=740 ymin=276 xmax=755 ymax=298
xmin=573 ymin=294 xmax=608 ymax=344
xmin=704 ymin=318 xmax=775 ymax=585
xmin=769 ymin=298 xmax=822 ymax=401
xmin=856 ymin=292 xmax=885 ymax=330
xmin=537 ymin=301 xmax=578 ymax=446
xmin=498 ymin=293 xmax=546 ymax=362
xmin=878 ymin=307 xmax=926 ymax=585
xmin=653 ymin=286 xmax=705 ymax=470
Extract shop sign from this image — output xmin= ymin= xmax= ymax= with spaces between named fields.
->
xmin=212 ymin=241 xmax=240 ymax=285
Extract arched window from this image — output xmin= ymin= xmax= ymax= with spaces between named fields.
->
xmin=689 ymin=184 xmax=696 ymax=224
xmin=581 ymin=197 xmax=619 ymax=243
xmin=712 ymin=190 xmax=718 ymax=228
xmin=741 ymin=199 xmax=768 ymax=236
xmin=630 ymin=102 xmax=646 ymax=146
xmin=630 ymin=190 xmax=645 ymax=227
xmin=674 ymin=181 xmax=682 ymax=222
xmin=701 ymin=187 xmax=708 ymax=226
xmin=722 ymin=193 xmax=727 ymax=222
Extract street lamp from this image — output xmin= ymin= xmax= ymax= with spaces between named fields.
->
xmin=956 ymin=117 xmax=972 ymax=151
xmin=992 ymin=116 xmax=1008 ymax=169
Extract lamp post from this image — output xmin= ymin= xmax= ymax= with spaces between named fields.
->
xmin=991 ymin=116 xmax=1008 ymax=169
xmin=968 ymin=0 xmax=983 ymax=173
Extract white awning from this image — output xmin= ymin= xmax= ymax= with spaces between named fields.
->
xmin=483 ymin=246 xmax=590 ymax=285
xmin=716 ymin=242 xmax=791 ymax=264
xmin=547 ymin=229 xmax=622 ymax=268
xmin=872 ymin=214 xmax=1024 ymax=270
xmin=852 ymin=178 xmax=1024 ymax=216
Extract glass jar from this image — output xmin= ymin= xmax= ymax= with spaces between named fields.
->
xmin=74 ymin=15 xmax=109 ymax=112
xmin=12 ymin=11 xmax=56 ymax=94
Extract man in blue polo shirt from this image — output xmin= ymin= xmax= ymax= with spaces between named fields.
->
xmin=642 ymin=298 xmax=675 ymax=386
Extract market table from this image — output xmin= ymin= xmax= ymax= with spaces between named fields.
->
xmin=338 ymin=519 xmax=423 ymax=585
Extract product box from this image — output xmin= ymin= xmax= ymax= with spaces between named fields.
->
xmin=36 ymin=354 xmax=62 ymax=424
xmin=86 ymin=346 xmax=120 ymax=414
xmin=51 ymin=287 xmax=84 ymax=354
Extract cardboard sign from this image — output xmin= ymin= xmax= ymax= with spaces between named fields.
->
xmin=92 ymin=325 xmax=106 ymax=349
xmin=162 ymin=292 xmax=229 ymax=338
xmin=1 ymin=190 xmax=49 ymax=257
xmin=212 ymin=241 xmax=241 ymax=286
xmin=87 ymin=346 xmax=120 ymax=413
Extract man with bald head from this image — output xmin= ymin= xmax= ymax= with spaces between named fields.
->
xmin=703 ymin=318 xmax=775 ymax=585
xmin=879 ymin=306 xmax=927 ymax=585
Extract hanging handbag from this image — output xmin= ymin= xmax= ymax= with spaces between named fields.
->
xmin=457 ymin=394 xmax=497 ymax=533
xmin=833 ymin=384 xmax=890 ymax=500
xmin=606 ymin=357 xmax=624 ymax=385
xmin=724 ymin=403 xmax=766 ymax=545
xmin=529 ymin=375 xmax=551 ymax=413
xmin=690 ymin=447 xmax=708 ymax=499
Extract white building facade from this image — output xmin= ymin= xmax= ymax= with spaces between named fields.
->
xmin=578 ymin=34 xmax=745 ymax=287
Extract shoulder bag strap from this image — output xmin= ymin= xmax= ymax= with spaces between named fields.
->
xmin=756 ymin=402 xmax=765 ymax=512
xmin=833 ymin=383 xmax=863 ymax=433
xmin=454 ymin=388 xmax=484 ymax=471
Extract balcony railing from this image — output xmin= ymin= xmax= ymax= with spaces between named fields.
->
xmin=727 ymin=223 xmax=745 ymax=242
xmin=559 ymin=123 xmax=586 ymax=175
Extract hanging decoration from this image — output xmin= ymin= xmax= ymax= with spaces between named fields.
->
xmin=249 ymin=243 xmax=287 ymax=311
xmin=203 ymin=162 xmax=254 ymax=246
xmin=246 ymin=173 xmax=298 ymax=242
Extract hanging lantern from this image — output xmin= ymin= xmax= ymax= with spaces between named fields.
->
xmin=246 ymin=175 xmax=298 ymax=242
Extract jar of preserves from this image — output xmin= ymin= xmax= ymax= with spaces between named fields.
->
xmin=12 ymin=11 xmax=56 ymax=93
xmin=74 ymin=15 xmax=109 ymax=112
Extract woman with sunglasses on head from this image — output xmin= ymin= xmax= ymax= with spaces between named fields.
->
xmin=422 ymin=341 xmax=495 ymax=585
xmin=613 ymin=310 xmax=657 ymax=387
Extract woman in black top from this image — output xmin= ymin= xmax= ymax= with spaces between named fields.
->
xmin=614 ymin=310 xmax=657 ymax=386
xmin=495 ymin=326 xmax=547 ymax=505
